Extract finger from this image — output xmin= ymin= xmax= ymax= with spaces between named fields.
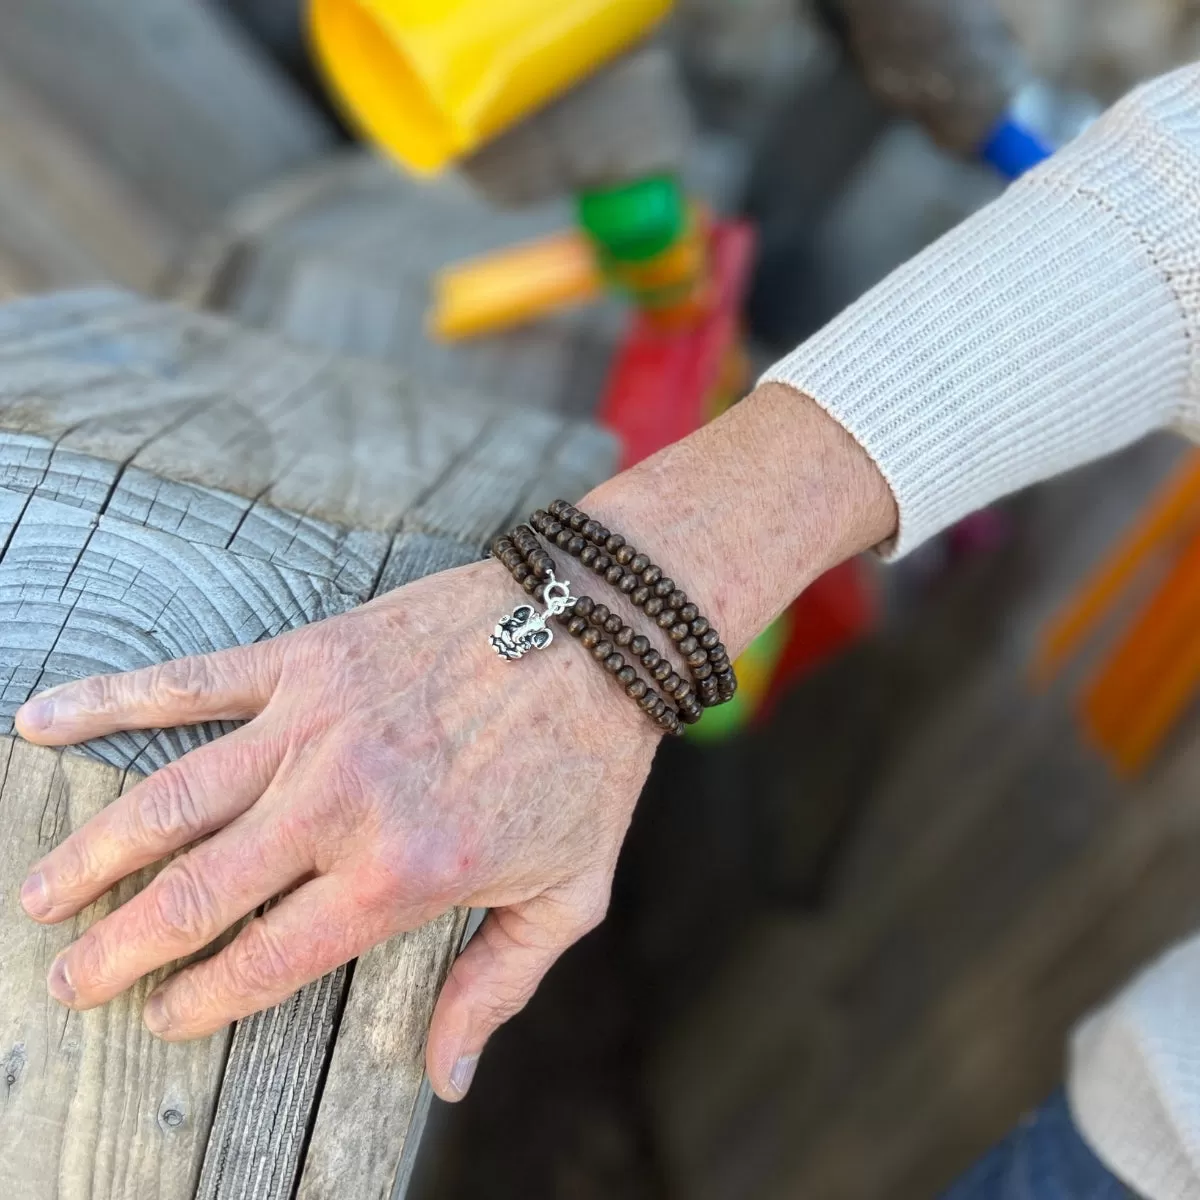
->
xmin=16 ymin=639 xmax=286 ymax=746
xmin=140 ymin=872 xmax=426 ymax=1041
xmin=45 ymin=808 xmax=310 ymax=1012
xmin=21 ymin=725 xmax=279 ymax=924
xmin=426 ymin=894 xmax=605 ymax=1101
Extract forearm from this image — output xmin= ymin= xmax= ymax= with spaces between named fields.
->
xmin=761 ymin=65 xmax=1200 ymax=557
xmin=582 ymin=382 xmax=896 ymax=659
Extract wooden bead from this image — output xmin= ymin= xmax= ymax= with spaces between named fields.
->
xmin=642 ymin=649 xmax=661 ymax=671
xmin=617 ymin=666 xmax=636 ymax=686
xmin=640 ymin=563 xmax=660 ymax=585
xmin=668 ymin=590 xmax=687 ymax=610
xmin=638 ymin=691 xmax=658 ymax=712
xmin=592 ymin=639 xmax=614 ymax=661
xmin=630 ymin=635 xmax=650 ymax=657
xmin=708 ymin=655 xmax=730 ymax=674
xmin=692 ymin=661 xmax=713 ymax=681
xmin=567 ymin=615 xmax=587 ymax=636
xmin=581 ymin=627 xmax=601 ymax=649
xmin=595 ymin=527 xmax=611 ymax=544
xmin=615 ymin=545 xmax=635 ymax=565
xmin=555 ymin=529 xmax=573 ymax=548
xmin=650 ymin=697 xmax=666 ymax=719
xmin=580 ymin=544 xmax=599 ymax=566
xmin=670 ymin=622 xmax=689 ymax=642
xmin=699 ymin=627 xmax=720 ymax=649
xmin=618 ymin=573 xmax=639 ymax=595
xmin=644 ymin=597 xmax=664 ymax=617
xmin=531 ymin=557 xmax=552 ymax=579
xmin=678 ymin=635 xmax=698 ymax=656
xmin=582 ymin=520 xmax=602 ymax=540
xmin=591 ymin=602 xmax=610 ymax=624
xmin=686 ymin=648 xmax=709 ymax=669
xmin=672 ymin=678 xmax=692 ymax=701
xmin=573 ymin=595 xmax=595 ymax=617
xmin=501 ymin=548 xmax=523 ymax=570
xmin=690 ymin=616 xmax=709 ymax=637
xmin=567 ymin=535 xmax=586 ymax=556
xmin=549 ymin=499 xmax=570 ymax=517
xmin=679 ymin=603 xmax=699 ymax=624
xmin=630 ymin=554 xmax=651 ymax=575
xmin=604 ymin=614 xmax=621 ymax=635
xmin=627 ymin=679 xmax=648 ymax=700
xmin=593 ymin=553 xmax=612 ymax=574
xmin=604 ymin=533 xmax=625 ymax=554
xmin=654 ymin=578 xmax=674 ymax=598
xmin=652 ymin=660 xmax=671 ymax=683
xmin=656 ymin=610 xmax=678 ymax=629
xmin=663 ymin=671 xmax=681 ymax=693
xmin=680 ymin=706 xmax=702 ymax=726
xmin=569 ymin=511 xmax=588 ymax=531
xmin=532 ymin=582 xmax=546 ymax=603
xmin=604 ymin=652 xmax=624 ymax=673
xmin=631 ymin=585 xmax=650 ymax=606
xmin=522 ymin=575 xmax=539 ymax=594
xmin=544 ymin=520 xmax=564 ymax=539
xmin=615 ymin=625 xmax=633 ymax=647
xmin=605 ymin=564 xmax=624 ymax=587
xmin=710 ymin=643 xmax=727 ymax=660
xmin=514 ymin=563 xmax=532 ymax=583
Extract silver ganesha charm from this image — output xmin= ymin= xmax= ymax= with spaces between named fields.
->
xmin=491 ymin=604 xmax=553 ymax=660
xmin=491 ymin=574 xmax=575 ymax=661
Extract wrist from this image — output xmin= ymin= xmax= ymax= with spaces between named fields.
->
xmin=579 ymin=382 xmax=896 ymax=658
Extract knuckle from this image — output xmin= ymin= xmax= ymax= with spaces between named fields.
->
xmin=479 ymin=972 xmax=538 ymax=1024
xmin=133 ymin=766 xmax=205 ymax=844
xmin=70 ymin=929 xmax=123 ymax=996
xmin=225 ymin=919 xmax=291 ymax=997
xmin=48 ymin=838 xmax=100 ymax=897
xmin=75 ymin=672 xmax=121 ymax=716
xmin=149 ymin=861 xmax=215 ymax=943
xmin=157 ymin=656 xmax=216 ymax=706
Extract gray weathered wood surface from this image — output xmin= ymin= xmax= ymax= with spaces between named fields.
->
xmin=0 ymin=289 xmax=617 ymax=1198
xmin=170 ymin=154 xmax=627 ymax=420
xmin=0 ymin=67 xmax=175 ymax=295
xmin=0 ymin=0 xmax=333 ymax=237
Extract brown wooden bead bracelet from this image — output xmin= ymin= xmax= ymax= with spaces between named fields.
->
xmin=488 ymin=501 xmax=737 ymax=734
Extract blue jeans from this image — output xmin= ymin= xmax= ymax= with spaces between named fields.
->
xmin=942 ymin=1091 xmax=1135 ymax=1199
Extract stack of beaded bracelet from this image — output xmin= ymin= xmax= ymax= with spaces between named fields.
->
xmin=489 ymin=500 xmax=737 ymax=735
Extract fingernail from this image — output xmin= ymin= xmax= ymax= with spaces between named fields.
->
xmin=20 ymin=871 xmax=51 ymax=919
xmin=18 ymin=686 xmax=69 ymax=734
xmin=47 ymin=956 xmax=76 ymax=1005
xmin=144 ymin=993 xmax=171 ymax=1036
xmin=449 ymin=1054 xmax=479 ymax=1099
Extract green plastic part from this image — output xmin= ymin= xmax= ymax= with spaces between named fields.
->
xmin=577 ymin=174 xmax=686 ymax=262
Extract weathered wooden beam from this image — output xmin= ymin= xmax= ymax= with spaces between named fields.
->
xmin=0 ymin=289 xmax=617 ymax=1198
xmin=170 ymin=155 xmax=626 ymax=419
xmin=0 ymin=0 xmax=333 ymax=236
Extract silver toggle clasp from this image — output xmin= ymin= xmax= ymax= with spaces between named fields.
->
xmin=490 ymin=571 xmax=577 ymax=660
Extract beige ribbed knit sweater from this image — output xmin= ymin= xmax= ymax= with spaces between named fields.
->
xmin=762 ymin=64 xmax=1200 ymax=1199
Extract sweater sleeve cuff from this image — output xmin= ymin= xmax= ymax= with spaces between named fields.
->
xmin=760 ymin=69 xmax=1200 ymax=559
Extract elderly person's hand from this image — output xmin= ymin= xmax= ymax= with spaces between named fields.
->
xmin=13 ymin=385 xmax=895 ymax=1101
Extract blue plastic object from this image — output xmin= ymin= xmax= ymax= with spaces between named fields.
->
xmin=980 ymin=116 xmax=1053 ymax=180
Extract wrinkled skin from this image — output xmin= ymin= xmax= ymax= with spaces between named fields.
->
xmin=15 ymin=559 xmax=658 ymax=1100
xmin=14 ymin=381 xmax=898 ymax=1102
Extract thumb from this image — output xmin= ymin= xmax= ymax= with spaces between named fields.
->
xmin=426 ymin=890 xmax=606 ymax=1101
